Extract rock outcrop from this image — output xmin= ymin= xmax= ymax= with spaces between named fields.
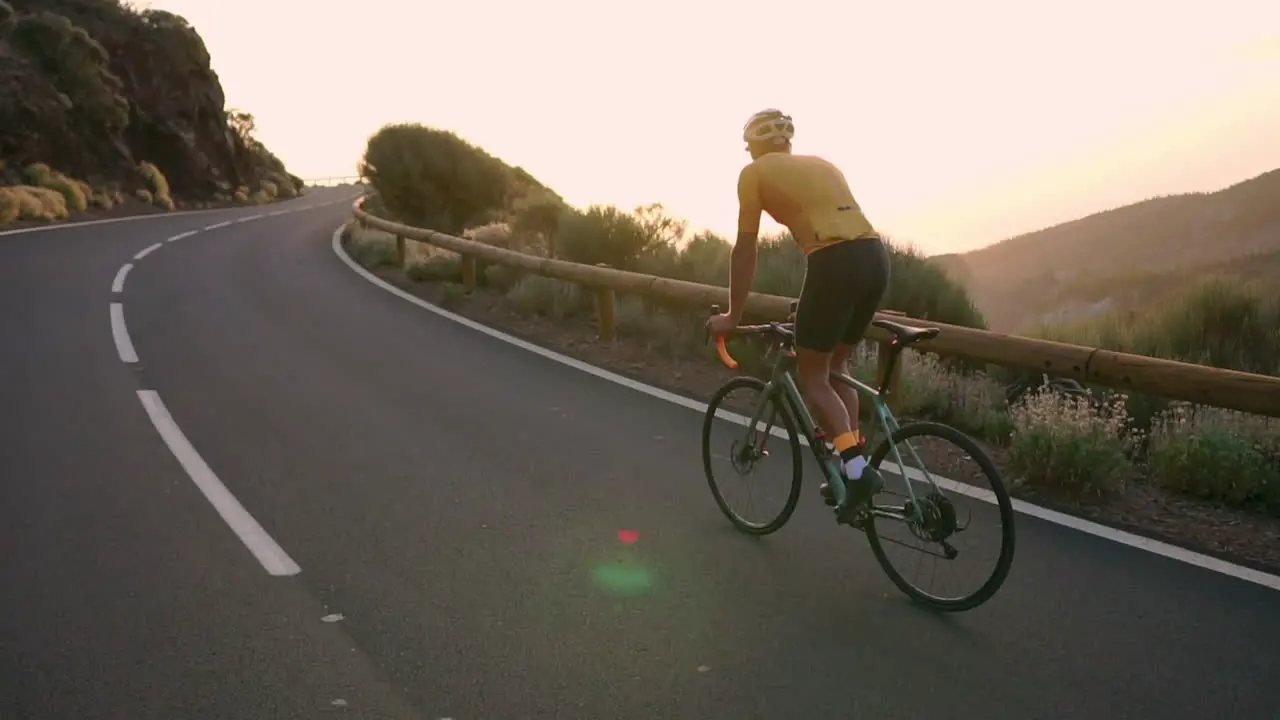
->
xmin=0 ymin=0 xmax=300 ymax=201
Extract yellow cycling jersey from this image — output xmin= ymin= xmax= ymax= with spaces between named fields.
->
xmin=737 ymin=152 xmax=877 ymax=255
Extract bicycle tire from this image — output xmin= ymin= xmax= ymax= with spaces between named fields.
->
xmin=863 ymin=421 xmax=1016 ymax=612
xmin=701 ymin=376 xmax=803 ymax=535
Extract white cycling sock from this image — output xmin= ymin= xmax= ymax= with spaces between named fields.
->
xmin=844 ymin=455 xmax=868 ymax=481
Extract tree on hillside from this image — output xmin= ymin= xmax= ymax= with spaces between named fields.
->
xmin=511 ymin=192 xmax=563 ymax=257
xmin=361 ymin=123 xmax=514 ymax=235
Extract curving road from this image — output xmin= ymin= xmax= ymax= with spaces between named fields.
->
xmin=2 ymin=189 xmax=1279 ymax=719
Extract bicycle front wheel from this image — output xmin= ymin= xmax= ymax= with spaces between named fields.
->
xmin=863 ymin=421 xmax=1016 ymax=612
xmin=701 ymin=376 xmax=803 ymax=535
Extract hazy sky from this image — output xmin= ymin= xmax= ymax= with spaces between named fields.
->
xmin=139 ymin=0 xmax=1279 ymax=255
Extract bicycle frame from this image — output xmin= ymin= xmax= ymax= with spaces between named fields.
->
xmin=729 ymin=333 xmax=940 ymax=522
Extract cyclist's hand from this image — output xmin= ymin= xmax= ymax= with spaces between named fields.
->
xmin=705 ymin=313 xmax=737 ymax=337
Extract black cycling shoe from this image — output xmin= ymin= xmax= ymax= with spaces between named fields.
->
xmin=831 ymin=467 xmax=885 ymax=524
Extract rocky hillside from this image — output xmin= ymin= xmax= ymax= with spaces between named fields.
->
xmin=931 ymin=168 xmax=1280 ymax=332
xmin=0 ymin=0 xmax=300 ymax=216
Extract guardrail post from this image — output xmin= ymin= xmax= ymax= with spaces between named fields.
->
xmin=876 ymin=310 xmax=907 ymax=414
xmin=394 ymin=234 xmax=406 ymax=268
xmin=461 ymin=255 xmax=477 ymax=293
xmin=595 ymin=263 xmax=616 ymax=341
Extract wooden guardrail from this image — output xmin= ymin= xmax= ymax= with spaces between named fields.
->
xmin=350 ymin=197 xmax=1280 ymax=419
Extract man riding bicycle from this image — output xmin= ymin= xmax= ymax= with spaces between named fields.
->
xmin=705 ymin=108 xmax=891 ymax=515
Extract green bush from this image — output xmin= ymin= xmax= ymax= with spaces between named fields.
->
xmin=137 ymin=161 xmax=171 ymax=199
xmin=1006 ymin=387 xmax=1139 ymax=498
xmin=555 ymin=203 xmax=680 ymax=271
xmin=361 ymin=123 xmax=518 ymax=235
xmin=1147 ymin=403 xmax=1280 ymax=510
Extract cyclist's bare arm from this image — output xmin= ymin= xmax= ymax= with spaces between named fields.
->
xmin=728 ymin=164 xmax=762 ymax=323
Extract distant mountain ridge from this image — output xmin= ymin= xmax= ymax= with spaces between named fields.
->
xmin=931 ymin=168 xmax=1280 ymax=332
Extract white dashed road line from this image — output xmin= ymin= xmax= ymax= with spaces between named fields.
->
xmin=133 ymin=242 xmax=163 ymax=260
xmin=96 ymin=195 xmax=359 ymax=577
xmin=137 ymin=390 xmax=301 ymax=577
xmin=109 ymin=302 xmax=138 ymax=363
xmin=97 ymin=199 xmax=365 ymax=579
xmin=329 ymin=223 xmax=1280 ymax=594
xmin=111 ymin=263 xmax=132 ymax=294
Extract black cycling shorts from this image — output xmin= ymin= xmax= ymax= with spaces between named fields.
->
xmin=794 ymin=236 xmax=891 ymax=353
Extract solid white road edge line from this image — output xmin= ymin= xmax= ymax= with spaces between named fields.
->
xmin=0 ymin=190 xmax=360 ymax=239
xmin=328 ymin=225 xmax=1280 ymax=594
xmin=133 ymin=241 xmax=163 ymax=260
xmin=109 ymin=302 xmax=138 ymax=363
xmin=111 ymin=264 xmax=132 ymax=294
xmin=136 ymin=390 xmax=301 ymax=577
xmin=0 ymin=207 xmax=222 ymax=238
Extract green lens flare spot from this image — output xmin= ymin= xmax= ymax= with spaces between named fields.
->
xmin=592 ymin=560 xmax=653 ymax=597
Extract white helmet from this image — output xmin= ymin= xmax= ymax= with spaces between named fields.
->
xmin=743 ymin=108 xmax=795 ymax=145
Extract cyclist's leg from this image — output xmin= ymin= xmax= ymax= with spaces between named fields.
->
xmin=793 ymin=264 xmax=853 ymax=445
xmin=794 ymin=242 xmax=877 ymax=506
xmin=833 ymin=235 xmax=892 ymax=455
xmin=829 ymin=341 xmax=861 ymax=430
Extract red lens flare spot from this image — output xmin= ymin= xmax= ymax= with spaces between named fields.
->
xmin=617 ymin=529 xmax=640 ymax=544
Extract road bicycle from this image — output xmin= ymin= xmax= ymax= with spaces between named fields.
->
xmin=701 ymin=303 xmax=1016 ymax=612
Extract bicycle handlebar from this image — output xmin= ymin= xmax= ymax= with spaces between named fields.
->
xmin=715 ymin=335 xmax=738 ymax=369
xmin=706 ymin=303 xmax=797 ymax=369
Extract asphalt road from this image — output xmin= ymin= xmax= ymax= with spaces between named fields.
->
xmin=2 ymin=188 xmax=1279 ymax=719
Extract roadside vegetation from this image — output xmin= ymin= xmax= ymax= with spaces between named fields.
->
xmin=353 ymin=122 xmax=1280 ymax=534
xmin=0 ymin=1 xmax=304 ymax=228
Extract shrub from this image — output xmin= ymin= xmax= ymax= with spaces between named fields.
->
xmin=0 ymin=188 xmax=19 ymax=224
xmin=135 ymin=188 xmax=152 ymax=203
xmin=91 ymin=191 xmax=115 ymax=209
xmin=1147 ymin=403 xmax=1280 ymax=511
xmin=556 ymin=203 xmax=684 ymax=271
xmin=43 ymin=173 xmax=88 ymax=212
xmin=23 ymin=162 xmax=53 ymax=186
xmin=10 ymin=11 xmax=129 ymax=133
xmin=361 ymin=123 xmax=517 ymax=234
xmin=894 ymin=350 xmax=1010 ymax=439
xmin=1035 ymin=277 xmax=1280 ymax=376
xmin=8 ymin=186 xmax=68 ymax=220
xmin=250 ymin=189 xmax=271 ymax=204
xmin=506 ymin=276 xmax=591 ymax=320
xmin=137 ymin=162 xmax=172 ymax=201
xmin=510 ymin=192 xmax=564 ymax=257
xmin=232 ymin=189 xmax=248 ymax=203
xmin=1006 ymin=386 xmax=1139 ymax=498
xmin=152 ymin=193 xmax=174 ymax=211
xmin=407 ymin=256 xmax=462 ymax=283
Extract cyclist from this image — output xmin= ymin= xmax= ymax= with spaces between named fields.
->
xmin=705 ymin=108 xmax=891 ymax=518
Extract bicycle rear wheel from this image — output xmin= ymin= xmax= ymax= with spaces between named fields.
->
xmin=701 ymin=376 xmax=803 ymax=535
xmin=863 ymin=421 xmax=1016 ymax=612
